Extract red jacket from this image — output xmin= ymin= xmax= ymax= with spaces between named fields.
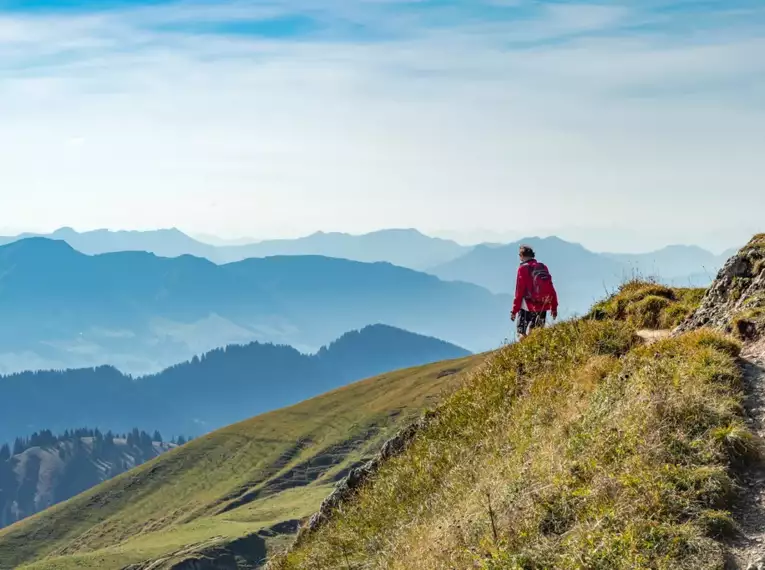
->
xmin=513 ymin=259 xmax=558 ymax=315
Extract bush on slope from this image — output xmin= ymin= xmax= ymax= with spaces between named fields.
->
xmin=588 ymin=280 xmax=705 ymax=330
xmin=270 ymin=319 xmax=755 ymax=570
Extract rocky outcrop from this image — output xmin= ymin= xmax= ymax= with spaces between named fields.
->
xmin=257 ymin=520 xmax=301 ymax=538
xmin=675 ymin=235 xmax=765 ymax=339
xmin=290 ymin=409 xmax=438 ymax=547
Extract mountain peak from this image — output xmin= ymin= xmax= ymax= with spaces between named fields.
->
xmin=51 ymin=226 xmax=79 ymax=237
xmin=655 ymin=244 xmax=711 ymax=255
xmin=158 ymin=227 xmax=188 ymax=236
xmin=372 ymin=228 xmax=424 ymax=236
xmin=1 ymin=236 xmax=78 ymax=255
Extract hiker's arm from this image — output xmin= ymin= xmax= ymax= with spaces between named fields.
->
xmin=511 ymin=267 xmax=525 ymax=317
xmin=551 ymin=282 xmax=559 ymax=319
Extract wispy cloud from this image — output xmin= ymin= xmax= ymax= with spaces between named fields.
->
xmin=0 ymin=0 xmax=763 ymax=250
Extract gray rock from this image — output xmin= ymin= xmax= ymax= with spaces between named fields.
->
xmin=674 ymin=239 xmax=765 ymax=338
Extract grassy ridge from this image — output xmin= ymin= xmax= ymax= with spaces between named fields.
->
xmin=589 ymin=280 xmax=705 ymax=330
xmin=0 ymin=354 xmax=485 ymax=570
xmin=272 ymin=316 xmax=755 ymax=569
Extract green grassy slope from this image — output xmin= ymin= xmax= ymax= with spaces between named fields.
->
xmin=588 ymin=280 xmax=705 ymax=330
xmin=0 ymin=354 xmax=486 ymax=570
xmin=272 ymin=291 xmax=757 ymax=569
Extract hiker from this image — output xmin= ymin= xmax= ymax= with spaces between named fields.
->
xmin=510 ymin=245 xmax=558 ymax=340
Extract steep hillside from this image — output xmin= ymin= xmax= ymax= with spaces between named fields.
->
xmin=0 ymin=238 xmax=500 ymax=373
xmin=270 ymin=244 xmax=765 ymax=569
xmin=0 ymin=430 xmax=174 ymax=529
xmin=0 ymin=325 xmax=470 ymax=444
xmin=0 ymin=354 xmax=486 ymax=570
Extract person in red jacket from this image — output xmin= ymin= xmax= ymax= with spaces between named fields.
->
xmin=511 ymin=245 xmax=558 ymax=339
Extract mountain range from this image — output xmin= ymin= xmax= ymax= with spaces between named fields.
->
xmin=429 ymin=237 xmax=733 ymax=314
xmin=0 ymin=324 xmax=470 ymax=444
xmin=0 ymin=227 xmax=469 ymax=271
xmin=0 ymin=238 xmax=494 ymax=374
xmin=0 ymin=227 xmax=736 ymax=279
xmin=603 ymin=244 xmax=736 ymax=286
xmin=0 ymin=230 xmax=736 ymax=373
xmin=430 ymin=236 xmax=626 ymax=312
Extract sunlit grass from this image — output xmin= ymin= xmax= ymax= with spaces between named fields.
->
xmin=271 ymin=319 xmax=753 ymax=570
xmin=588 ymin=280 xmax=705 ymax=330
xmin=1 ymin=355 xmax=485 ymax=570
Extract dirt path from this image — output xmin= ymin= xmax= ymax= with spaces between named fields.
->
xmin=727 ymin=339 xmax=765 ymax=570
xmin=636 ymin=329 xmax=671 ymax=344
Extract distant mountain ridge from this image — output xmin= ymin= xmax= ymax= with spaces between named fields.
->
xmin=0 ymin=324 xmax=471 ymax=444
xmin=602 ymin=244 xmax=729 ymax=286
xmin=0 ymin=227 xmax=736 ymax=278
xmin=430 ymin=237 xmax=627 ymax=316
xmin=0 ymin=239 xmax=499 ymax=373
xmin=0 ymin=231 xmax=735 ymax=372
xmin=0 ymin=226 xmax=219 ymax=261
xmin=429 ymin=236 xmax=733 ymax=316
xmin=0 ymin=227 xmax=469 ymax=270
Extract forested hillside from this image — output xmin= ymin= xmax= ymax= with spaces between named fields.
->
xmin=0 ymin=428 xmax=177 ymax=529
xmin=0 ymin=324 xmax=470 ymax=443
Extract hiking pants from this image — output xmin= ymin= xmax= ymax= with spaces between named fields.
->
xmin=517 ymin=309 xmax=547 ymax=336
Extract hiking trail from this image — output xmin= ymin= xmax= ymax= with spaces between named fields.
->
xmin=634 ymin=335 xmax=765 ymax=568
xmin=728 ymin=339 xmax=765 ymax=570
xmin=636 ymin=329 xmax=671 ymax=343
xmin=670 ymin=235 xmax=765 ymax=568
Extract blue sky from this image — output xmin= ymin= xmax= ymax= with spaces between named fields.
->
xmin=1 ymin=0 xmax=764 ymax=251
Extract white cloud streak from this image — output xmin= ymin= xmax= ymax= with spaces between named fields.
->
xmin=0 ymin=1 xmax=763 ymax=250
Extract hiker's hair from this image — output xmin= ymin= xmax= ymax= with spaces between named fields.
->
xmin=519 ymin=245 xmax=535 ymax=259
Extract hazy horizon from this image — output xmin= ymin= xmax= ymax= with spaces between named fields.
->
xmin=2 ymin=0 xmax=763 ymax=251
xmin=0 ymin=223 xmax=750 ymax=255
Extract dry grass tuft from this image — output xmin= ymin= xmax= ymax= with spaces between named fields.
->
xmin=588 ymin=280 xmax=705 ymax=330
xmin=748 ymin=234 xmax=765 ymax=249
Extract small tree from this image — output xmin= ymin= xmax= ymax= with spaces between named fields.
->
xmin=0 ymin=443 xmax=10 ymax=462
xmin=139 ymin=431 xmax=153 ymax=451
